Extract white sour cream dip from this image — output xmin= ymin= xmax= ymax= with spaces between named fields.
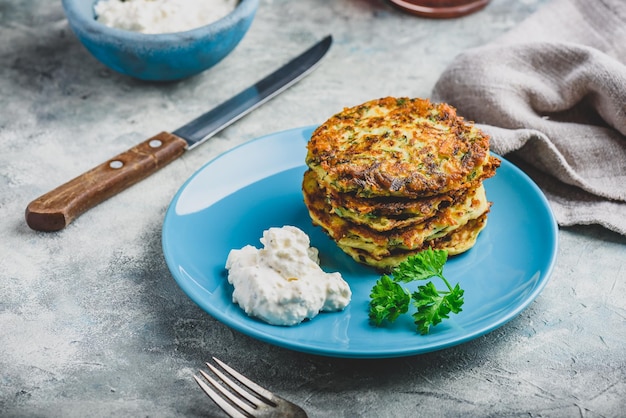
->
xmin=225 ymin=226 xmax=351 ymax=326
xmin=94 ymin=0 xmax=239 ymax=34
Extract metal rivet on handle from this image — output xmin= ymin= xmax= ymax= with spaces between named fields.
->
xmin=109 ymin=160 xmax=123 ymax=169
xmin=149 ymin=139 xmax=162 ymax=148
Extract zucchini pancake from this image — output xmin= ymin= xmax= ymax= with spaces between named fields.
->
xmin=303 ymin=97 xmax=500 ymax=271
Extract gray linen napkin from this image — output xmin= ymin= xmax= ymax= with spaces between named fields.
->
xmin=432 ymin=0 xmax=626 ymax=235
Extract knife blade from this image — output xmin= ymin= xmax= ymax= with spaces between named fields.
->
xmin=25 ymin=35 xmax=332 ymax=232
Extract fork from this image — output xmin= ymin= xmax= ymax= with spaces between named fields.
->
xmin=194 ymin=357 xmax=308 ymax=418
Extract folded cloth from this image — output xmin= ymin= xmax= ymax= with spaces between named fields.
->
xmin=432 ymin=0 xmax=626 ymax=235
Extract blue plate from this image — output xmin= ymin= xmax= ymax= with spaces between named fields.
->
xmin=162 ymin=126 xmax=558 ymax=358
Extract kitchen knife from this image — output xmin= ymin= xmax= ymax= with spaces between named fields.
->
xmin=25 ymin=35 xmax=332 ymax=232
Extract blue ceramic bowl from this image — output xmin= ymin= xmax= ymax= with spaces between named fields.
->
xmin=62 ymin=0 xmax=259 ymax=81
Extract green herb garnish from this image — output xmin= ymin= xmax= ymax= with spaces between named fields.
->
xmin=368 ymin=248 xmax=464 ymax=334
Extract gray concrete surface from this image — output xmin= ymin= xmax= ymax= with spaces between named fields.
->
xmin=1 ymin=0 xmax=625 ymax=417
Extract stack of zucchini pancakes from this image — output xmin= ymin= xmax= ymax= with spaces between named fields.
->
xmin=303 ymin=97 xmax=501 ymax=271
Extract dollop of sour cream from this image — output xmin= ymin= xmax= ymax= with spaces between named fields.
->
xmin=94 ymin=0 xmax=239 ymax=34
xmin=225 ymin=226 xmax=352 ymax=326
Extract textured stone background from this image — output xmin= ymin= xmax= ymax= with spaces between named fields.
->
xmin=1 ymin=0 xmax=625 ymax=417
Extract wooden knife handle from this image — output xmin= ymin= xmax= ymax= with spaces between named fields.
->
xmin=25 ymin=131 xmax=188 ymax=232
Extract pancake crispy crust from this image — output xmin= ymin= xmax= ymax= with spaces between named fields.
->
xmin=306 ymin=97 xmax=499 ymax=198
xmin=337 ymin=214 xmax=489 ymax=272
xmin=304 ymin=169 xmax=490 ymax=255
xmin=303 ymin=97 xmax=499 ymax=270
xmin=306 ymin=169 xmax=468 ymax=232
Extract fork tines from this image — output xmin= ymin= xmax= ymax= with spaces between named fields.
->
xmin=194 ymin=357 xmax=286 ymax=418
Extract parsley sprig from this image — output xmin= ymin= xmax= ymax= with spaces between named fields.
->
xmin=368 ymin=248 xmax=464 ymax=334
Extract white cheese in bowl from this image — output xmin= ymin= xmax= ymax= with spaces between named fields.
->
xmin=94 ymin=0 xmax=239 ymax=34
xmin=225 ymin=226 xmax=351 ymax=326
